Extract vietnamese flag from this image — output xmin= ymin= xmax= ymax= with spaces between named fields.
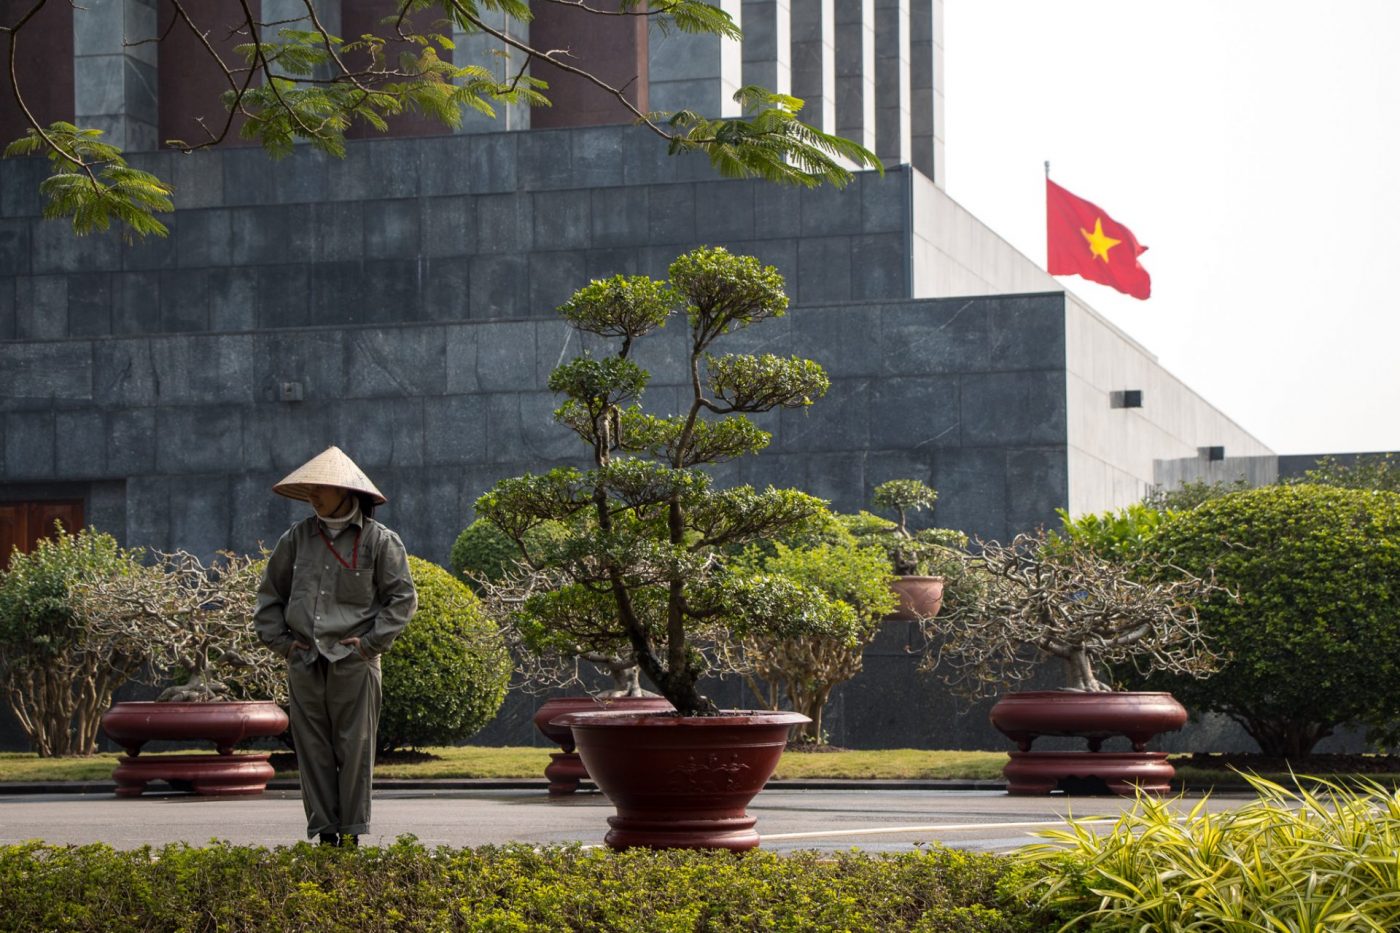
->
xmin=1046 ymin=179 xmax=1151 ymax=300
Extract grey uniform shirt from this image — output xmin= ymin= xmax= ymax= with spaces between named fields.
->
xmin=254 ymin=513 xmax=417 ymax=662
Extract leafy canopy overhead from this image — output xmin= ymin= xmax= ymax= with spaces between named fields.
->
xmin=3 ymin=1 xmax=880 ymax=238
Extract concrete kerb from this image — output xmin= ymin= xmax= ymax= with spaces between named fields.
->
xmin=0 ymin=777 xmax=1009 ymax=795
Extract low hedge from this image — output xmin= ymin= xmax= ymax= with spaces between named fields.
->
xmin=0 ymin=840 xmax=1052 ymax=932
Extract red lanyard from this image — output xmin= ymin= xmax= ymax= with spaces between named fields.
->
xmin=318 ymin=525 xmax=361 ymax=570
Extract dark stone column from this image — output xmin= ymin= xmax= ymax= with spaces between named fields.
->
xmin=158 ymin=0 xmax=261 ymax=148
xmin=528 ymin=0 xmax=647 ymax=128
xmin=342 ymin=0 xmax=452 ymax=139
xmin=0 ymin=0 xmax=74 ymax=146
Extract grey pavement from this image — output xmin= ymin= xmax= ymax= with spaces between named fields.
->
xmin=0 ymin=786 xmax=1255 ymax=854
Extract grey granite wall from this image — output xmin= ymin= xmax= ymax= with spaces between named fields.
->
xmin=0 ymin=291 xmax=1070 ymax=565
xmin=0 ymin=125 xmax=1271 ymax=752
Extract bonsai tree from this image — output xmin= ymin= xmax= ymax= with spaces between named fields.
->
xmin=924 ymin=530 xmax=1223 ymax=699
xmin=72 ymin=550 xmax=285 ymax=704
xmin=454 ymin=517 xmax=653 ymax=697
xmin=378 ymin=557 xmax=511 ymax=753
xmin=844 ymin=480 xmax=965 ymax=577
xmin=0 ymin=525 xmax=144 ymax=756
xmin=476 ymin=246 xmax=860 ymax=717
xmin=726 ymin=520 xmax=897 ymax=743
xmin=1141 ymin=484 xmax=1400 ymax=757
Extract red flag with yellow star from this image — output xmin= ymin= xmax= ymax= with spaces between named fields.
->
xmin=1046 ymin=179 xmax=1151 ymax=299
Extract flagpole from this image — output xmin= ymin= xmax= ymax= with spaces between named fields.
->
xmin=1044 ymin=160 xmax=1050 ymax=178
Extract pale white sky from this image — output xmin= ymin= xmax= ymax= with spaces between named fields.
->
xmin=943 ymin=0 xmax=1400 ymax=455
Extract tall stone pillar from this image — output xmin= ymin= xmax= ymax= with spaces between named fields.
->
xmin=455 ymin=8 xmax=530 ymax=132
xmin=73 ymin=0 xmax=159 ymax=151
xmin=741 ymin=0 xmax=790 ymax=96
xmin=833 ymin=0 xmax=874 ymax=152
xmin=911 ymin=0 xmax=944 ymax=185
xmin=0 ymin=0 xmax=74 ymax=145
xmin=648 ymin=0 xmax=742 ymax=117
xmin=341 ymin=0 xmax=451 ymax=138
xmin=789 ymin=0 xmax=834 ymax=132
xmin=874 ymin=0 xmax=910 ymax=167
xmin=157 ymin=0 xmax=260 ymax=148
xmin=529 ymin=0 xmax=645 ymax=128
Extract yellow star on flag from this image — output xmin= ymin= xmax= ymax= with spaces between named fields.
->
xmin=1080 ymin=218 xmax=1121 ymax=263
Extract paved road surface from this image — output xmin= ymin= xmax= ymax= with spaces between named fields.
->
xmin=0 ymin=787 xmax=1253 ymax=853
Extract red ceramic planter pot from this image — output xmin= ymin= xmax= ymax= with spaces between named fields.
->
xmin=101 ymin=701 xmax=289 ymax=797
xmin=554 ymin=709 xmax=808 ymax=851
xmin=990 ymin=691 xmax=1188 ymax=752
xmin=531 ymin=695 xmax=674 ymax=795
xmin=886 ymin=575 xmax=944 ymax=620
xmin=531 ymin=695 xmax=674 ymax=754
xmin=102 ymin=701 xmax=290 ymax=756
xmin=1002 ymin=751 xmax=1175 ymax=796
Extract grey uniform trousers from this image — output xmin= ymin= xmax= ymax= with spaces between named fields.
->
xmin=288 ymin=651 xmax=381 ymax=838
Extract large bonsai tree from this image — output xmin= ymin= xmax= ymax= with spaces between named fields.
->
xmin=476 ymin=246 xmax=860 ymax=717
xmin=73 ymin=550 xmax=285 ymax=704
xmin=1141 ymin=484 xmax=1400 ymax=758
xmin=924 ymin=530 xmax=1222 ymax=699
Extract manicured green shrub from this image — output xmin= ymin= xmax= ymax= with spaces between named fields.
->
xmin=448 ymin=518 xmax=570 ymax=595
xmin=1143 ymin=484 xmax=1400 ymax=757
xmin=378 ymin=558 xmax=511 ymax=753
xmin=1022 ymin=775 xmax=1400 ymax=932
xmin=0 ymin=526 xmax=143 ymax=756
xmin=0 ymin=840 xmax=1052 ymax=932
xmin=1051 ymin=503 xmax=1165 ymax=562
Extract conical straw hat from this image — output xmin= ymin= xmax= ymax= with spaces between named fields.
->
xmin=273 ymin=446 xmax=387 ymax=504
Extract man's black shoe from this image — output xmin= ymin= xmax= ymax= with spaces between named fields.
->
xmin=318 ymin=833 xmax=339 ymax=847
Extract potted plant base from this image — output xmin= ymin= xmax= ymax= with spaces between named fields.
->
xmin=555 ymin=709 xmax=808 ymax=850
xmin=531 ymin=695 xmax=674 ymax=795
xmin=101 ymin=701 xmax=290 ymax=797
xmin=886 ymin=575 xmax=944 ymax=621
xmin=990 ymin=691 xmax=1187 ymax=796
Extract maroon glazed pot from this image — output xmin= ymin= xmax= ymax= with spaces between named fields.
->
xmin=112 ymin=752 xmax=278 ymax=798
xmin=554 ymin=709 xmax=809 ymax=851
xmin=989 ymin=691 xmax=1187 ymax=752
xmin=531 ymin=695 xmax=674 ymax=754
xmin=886 ymin=575 xmax=945 ymax=621
xmin=532 ymin=695 xmax=674 ymax=796
xmin=101 ymin=701 xmax=290 ymax=757
xmin=1002 ymin=750 xmax=1176 ymax=796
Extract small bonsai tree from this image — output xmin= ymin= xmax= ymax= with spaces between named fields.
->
xmin=845 ymin=479 xmax=965 ymax=577
xmin=476 ymin=246 xmax=860 ymax=717
xmin=923 ymin=530 xmax=1222 ymax=698
xmin=72 ymin=550 xmax=285 ymax=704
xmin=0 ymin=525 xmax=144 ymax=756
xmin=727 ymin=521 xmax=897 ymax=743
xmin=378 ymin=557 xmax=511 ymax=753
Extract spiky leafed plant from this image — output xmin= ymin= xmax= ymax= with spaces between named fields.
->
xmin=475 ymin=246 xmax=860 ymax=716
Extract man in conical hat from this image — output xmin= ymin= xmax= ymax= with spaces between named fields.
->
xmin=254 ymin=446 xmax=417 ymax=847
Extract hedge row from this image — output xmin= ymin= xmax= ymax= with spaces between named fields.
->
xmin=0 ymin=840 xmax=1054 ymax=932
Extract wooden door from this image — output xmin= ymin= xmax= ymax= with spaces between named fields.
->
xmin=0 ymin=500 xmax=84 ymax=570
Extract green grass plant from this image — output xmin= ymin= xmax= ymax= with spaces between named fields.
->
xmin=0 ymin=747 xmax=1009 ymax=783
xmin=1019 ymin=773 xmax=1400 ymax=931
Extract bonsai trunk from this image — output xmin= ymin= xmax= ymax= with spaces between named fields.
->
xmin=1060 ymin=649 xmax=1111 ymax=693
